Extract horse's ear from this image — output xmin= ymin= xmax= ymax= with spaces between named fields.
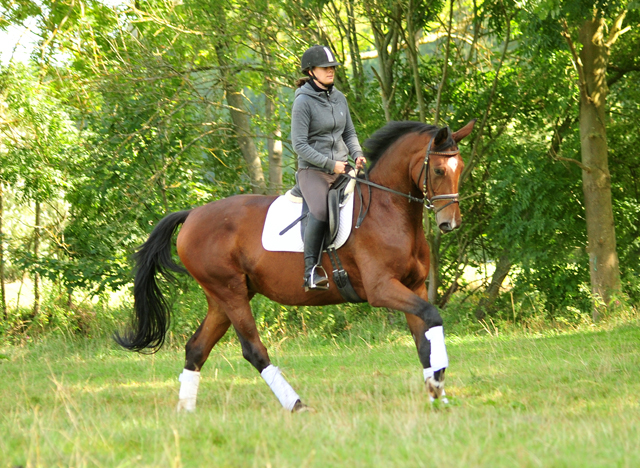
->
xmin=452 ymin=119 xmax=477 ymax=142
xmin=433 ymin=126 xmax=450 ymax=147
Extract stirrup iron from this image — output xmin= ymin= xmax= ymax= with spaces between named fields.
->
xmin=304 ymin=264 xmax=329 ymax=291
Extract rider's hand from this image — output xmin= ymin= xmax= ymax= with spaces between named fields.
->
xmin=334 ymin=161 xmax=347 ymax=174
xmin=355 ymin=156 xmax=367 ymax=170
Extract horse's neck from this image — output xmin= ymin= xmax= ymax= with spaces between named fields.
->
xmin=367 ymin=135 xmax=426 ymax=223
xmin=370 ymin=135 xmax=424 ymax=191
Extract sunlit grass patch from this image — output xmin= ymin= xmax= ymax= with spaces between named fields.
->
xmin=1 ymin=319 xmax=639 ymax=467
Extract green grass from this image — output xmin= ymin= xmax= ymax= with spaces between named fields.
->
xmin=1 ymin=321 xmax=639 ymax=467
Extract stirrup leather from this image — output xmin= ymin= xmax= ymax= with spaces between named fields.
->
xmin=304 ymin=264 xmax=329 ymax=291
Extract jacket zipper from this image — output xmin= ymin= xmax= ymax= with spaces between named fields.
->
xmin=328 ymin=90 xmax=336 ymax=160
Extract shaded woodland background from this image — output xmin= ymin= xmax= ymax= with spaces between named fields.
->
xmin=0 ymin=0 xmax=638 ymax=339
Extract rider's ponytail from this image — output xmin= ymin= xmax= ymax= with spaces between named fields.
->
xmin=295 ymin=76 xmax=311 ymax=88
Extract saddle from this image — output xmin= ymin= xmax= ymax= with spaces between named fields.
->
xmin=283 ymin=168 xmax=363 ymax=303
xmin=286 ymin=168 xmax=356 ymax=247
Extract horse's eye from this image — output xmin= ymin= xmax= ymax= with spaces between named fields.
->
xmin=434 ymin=168 xmax=445 ymax=176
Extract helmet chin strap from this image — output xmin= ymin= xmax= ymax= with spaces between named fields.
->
xmin=308 ymin=70 xmax=332 ymax=89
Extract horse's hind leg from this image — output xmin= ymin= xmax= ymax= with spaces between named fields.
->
xmin=405 ymin=312 xmax=449 ymax=403
xmin=197 ymin=278 xmax=305 ymax=412
xmin=229 ymin=300 xmax=306 ymax=412
xmin=177 ymin=297 xmax=231 ymax=412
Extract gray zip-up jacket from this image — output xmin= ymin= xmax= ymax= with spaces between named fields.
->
xmin=291 ymin=82 xmax=363 ymax=173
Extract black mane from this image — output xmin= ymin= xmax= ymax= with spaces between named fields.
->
xmin=363 ymin=121 xmax=455 ymax=172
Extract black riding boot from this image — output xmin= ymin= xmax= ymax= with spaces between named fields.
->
xmin=303 ymin=214 xmax=329 ymax=291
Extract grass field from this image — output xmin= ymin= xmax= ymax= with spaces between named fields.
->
xmin=1 ymin=320 xmax=639 ymax=467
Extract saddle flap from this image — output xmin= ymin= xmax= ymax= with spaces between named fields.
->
xmin=327 ymin=173 xmax=353 ymax=244
xmin=297 ymin=171 xmax=355 ymax=246
xmin=262 ymin=190 xmax=355 ymax=253
xmin=327 ymin=189 xmax=340 ymax=242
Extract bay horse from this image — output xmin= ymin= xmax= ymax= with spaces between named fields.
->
xmin=116 ymin=119 xmax=476 ymax=412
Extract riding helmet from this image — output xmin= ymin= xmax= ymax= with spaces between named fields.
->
xmin=300 ymin=45 xmax=341 ymax=72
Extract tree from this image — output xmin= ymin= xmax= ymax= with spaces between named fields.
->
xmin=561 ymin=15 xmax=626 ymax=316
xmin=524 ymin=0 xmax=633 ymax=317
xmin=0 ymin=183 xmax=5 ymax=318
xmin=0 ymin=64 xmax=80 ymax=314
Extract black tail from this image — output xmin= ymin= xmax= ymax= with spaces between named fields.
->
xmin=115 ymin=210 xmax=191 ymax=353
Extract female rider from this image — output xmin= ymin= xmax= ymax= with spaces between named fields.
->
xmin=291 ymin=45 xmax=366 ymax=291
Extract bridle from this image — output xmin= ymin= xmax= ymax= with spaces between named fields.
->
xmin=351 ymin=137 xmax=461 ymax=228
xmin=416 ymin=138 xmax=460 ymax=213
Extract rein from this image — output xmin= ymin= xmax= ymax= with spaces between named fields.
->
xmin=350 ymin=138 xmax=461 ymax=227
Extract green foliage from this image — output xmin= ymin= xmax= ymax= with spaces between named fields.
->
xmin=0 ymin=0 xmax=638 ymax=334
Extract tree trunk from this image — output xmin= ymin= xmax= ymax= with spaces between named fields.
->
xmin=221 ymin=84 xmax=267 ymax=195
xmin=265 ymin=88 xmax=283 ymax=195
xmin=257 ymin=5 xmax=282 ymax=195
xmin=405 ymin=0 xmax=426 ymax=122
xmin=345 ymin=0 xmax=365 ymax=101
xmin=434 ymin=0 xmax=454 ymax=125
xmin=0 ymin=184 xmax=6 ymax=319
xmin=364 ymin=1 xmax=400 ymax=122
xmin=578 ymin=18 xmax=621 ymax=318
xmin=466 ymin=0 xmax=480 ymax=63
xmin=327 ymin=0 xmax=365 ymax=102
xmin=475 ymin=253 xmax=511 ymax=321
xmin=213 ymin=18 xmax=267 ymax=195
xmin=33 ymin=201 xmax=41 ymax=317
xmin=258 ymin=38 xmax=283 ymax=195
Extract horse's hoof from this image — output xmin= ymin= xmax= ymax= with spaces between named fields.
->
xmin=426 ymin=376 xmax=447 ymax=402
xmin=429 ymin=390 xmax=449 ymax=405
xmin=292 ymin=399 xmax=315 ymax=413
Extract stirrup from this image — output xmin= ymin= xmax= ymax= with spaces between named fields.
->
xmin=304 ymin=264 xmax=329 ymax=291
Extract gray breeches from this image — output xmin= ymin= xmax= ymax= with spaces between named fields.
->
xmin=297 ymin=169 xmax=341 ymax=222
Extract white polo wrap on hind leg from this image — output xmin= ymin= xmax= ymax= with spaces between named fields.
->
xmin=425 ymin=326 xmax=449 ymax=372
xmin=177 ymin=369 xmax=200 ymax=412
xmin=261 ymin=365 xmax=300 ymax=411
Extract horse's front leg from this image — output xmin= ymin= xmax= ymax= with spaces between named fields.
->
xmin=367 ymin=279 xmax=449 ymax=402
xmin=405 ymin=313 xmax=448 ymax=403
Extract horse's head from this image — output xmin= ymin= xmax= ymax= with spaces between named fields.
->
xmin=417 ymin=120 xmax=476 ymax=233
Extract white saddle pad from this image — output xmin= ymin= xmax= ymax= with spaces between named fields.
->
xmin=262 ymin=190 xmax=355 ymax=252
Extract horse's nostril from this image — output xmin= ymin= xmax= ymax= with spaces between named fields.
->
xmin=439 ymin=222 xmax=452 ymax=232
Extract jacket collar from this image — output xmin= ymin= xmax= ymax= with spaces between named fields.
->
xmin=297 ymin=82 xmax=337 ymax=101
xmin=307 ymin=78 xmax=334 ymax=94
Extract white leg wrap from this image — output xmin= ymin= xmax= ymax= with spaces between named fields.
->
xmin=176 ymin=369 xmax=200 ymax=412
xmin=261 ymin=365 xmax=300 ymax=411
xmin=425 ymin=326 xmax=449 ymax=372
